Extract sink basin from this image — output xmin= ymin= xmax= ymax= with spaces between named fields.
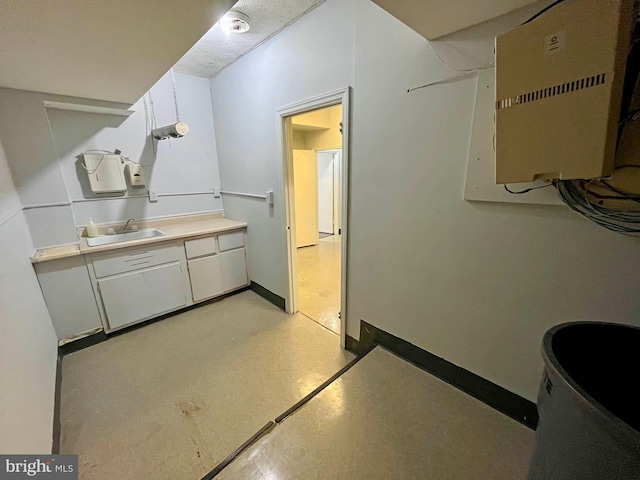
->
xmin=86 ymin=228 xmax=165 ymax=247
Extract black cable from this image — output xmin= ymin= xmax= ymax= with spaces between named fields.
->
xmin=503 ymin=183 xmax=554 ymax=194
xmin=521 ymin=0 xmax=567 ymax=26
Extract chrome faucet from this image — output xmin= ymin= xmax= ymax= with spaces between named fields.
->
xmin=119 ymin=218 xmax=135 ymax=233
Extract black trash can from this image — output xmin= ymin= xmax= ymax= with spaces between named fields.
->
xmin=528 ymin=321 xmax=640 ymax=479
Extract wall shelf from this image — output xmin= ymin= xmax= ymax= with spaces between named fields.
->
xmin=43 ymin=101 xmax=134 ymax=117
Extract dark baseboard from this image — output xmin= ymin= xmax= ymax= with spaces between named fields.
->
xmin=250 ymin=281 xmax=286 ymax=311
xmin=51 ymin=355 xmax=63 ymax=454
xmin=58 ymin=288 xmax=251 ymax=357
xmin=58 ymin=331 xmax=109 ymax=356
xmin=355 ymin=320 xmax=539 ymax=430
xmin=345 ymin=334 xmax=360 ymax=355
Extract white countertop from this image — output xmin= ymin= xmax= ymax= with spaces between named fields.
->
xmin=31 ymin=213 xmax=247 ymax=263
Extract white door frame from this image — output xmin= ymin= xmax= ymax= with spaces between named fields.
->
xmin=275 ymin=87 xmax=351 ymax=348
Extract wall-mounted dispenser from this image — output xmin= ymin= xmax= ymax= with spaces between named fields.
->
xmin=82 ymin=153 xmax=127 ymax=193
xmin=126 ymin=164 xmax=146 ymax=187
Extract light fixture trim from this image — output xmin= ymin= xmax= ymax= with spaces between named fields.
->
xmin=220 ymin=11 xmax=251 ymax=34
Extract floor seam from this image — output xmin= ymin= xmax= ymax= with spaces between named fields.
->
xmin=200 ymin=346 xmax=375 ymax=479
xmin=298 ymin=310 xmax=340 ymax=337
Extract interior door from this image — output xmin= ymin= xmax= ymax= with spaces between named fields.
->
xmin=293 ymin=149 xmax=318 ymax=247
xmin=333 ymin=151 xmax=342 ymax=235
xmin=317 ymin=151 xmax=334 ymax=234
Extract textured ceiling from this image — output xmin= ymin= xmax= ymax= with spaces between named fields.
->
xmin=174 ymin=0 xmax=325 ymax=78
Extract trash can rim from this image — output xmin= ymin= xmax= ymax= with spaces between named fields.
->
xmin=542 ymin=321 xmax=640 ymax=446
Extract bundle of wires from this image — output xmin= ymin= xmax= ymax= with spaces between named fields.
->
xmin=556 ymin=180 xmax=640 ymax=236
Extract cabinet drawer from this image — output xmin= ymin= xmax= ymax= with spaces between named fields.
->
xmin=185 ymin=236 xmax=217 ymax=259
xmin=91 ymin=243 xmax=181 ymax=278
xmin=218 ymin=231 xmax=244 ymax=252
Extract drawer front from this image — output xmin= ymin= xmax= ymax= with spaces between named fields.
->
xmin=91 ymin=243 xmax=181 ymax=278
xmin=185 ymin=236 xmax=217 ymax=259
xmin=218 ymin=231 xmax=244 ymax=252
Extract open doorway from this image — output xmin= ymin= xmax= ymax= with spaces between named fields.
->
xmin=277 ymin=88 xmax=350 ymax=345
xmin=292 ymin=106 xmax=342 ymax=331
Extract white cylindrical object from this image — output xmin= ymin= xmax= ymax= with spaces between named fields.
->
xmin=152 ymin=122 xmax=189 ymax=140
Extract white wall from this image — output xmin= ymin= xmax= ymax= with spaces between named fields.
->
xmin=0 ymin=72 xmax=223 ymax=248
xmin=0 ymin=140 xmax=58 ymax=453
xmin=210 ymin=0 xmax=640 ymax=402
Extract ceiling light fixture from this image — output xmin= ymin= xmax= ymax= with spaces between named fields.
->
xmin=220 ymin=11 xmax=251 ymax=35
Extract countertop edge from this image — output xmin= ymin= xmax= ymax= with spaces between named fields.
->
xmin=31 ymin=221 xmax=247 ymax=264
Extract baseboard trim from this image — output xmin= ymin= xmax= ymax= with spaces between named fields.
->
xmin=250 ymin=281 xmax=286 ymax=311
xmin=58 ymin=331 xmax=109 ymax=356
xmin=345 ymin=334 xmax=360 ymax=355
xmin=58 ymin=288 xmax=250 ymax=357
xmin=355 ymin=320 xmax=539 ymax=429
xmin=51 ymin=355 xmax=63 ymax=454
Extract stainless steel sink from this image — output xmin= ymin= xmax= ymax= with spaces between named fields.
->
xmin=86 ymin=228 xmax=165 ymax=247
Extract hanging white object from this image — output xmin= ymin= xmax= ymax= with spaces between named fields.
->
xmin=151 ymin=69 xmax=189 ymax=141
xmin=152 ymin=122 xmax=189 ymax=140
xmin=83 ymin=154 xmax=127 ymax=193
xmin=126 ymin=164 xmax=146 ymax=187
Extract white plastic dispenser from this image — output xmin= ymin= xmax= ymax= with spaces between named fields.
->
xmin=126 ymin=164 xmax=145 ymax=187
xmin=86 ymin=219 xmax=99 ymax=238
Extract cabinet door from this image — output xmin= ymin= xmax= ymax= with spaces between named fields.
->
xmin=98 ymin=271 xmax=151 ymax=330
xmin=188 ymin=255 xmax=224 ymax=302
xmin=144 ymin=263 xmax=188 ymax=315
xmin=220 ymin=249 xmax=248 ymax=293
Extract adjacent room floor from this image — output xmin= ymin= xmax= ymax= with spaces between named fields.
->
xmin=59 ymin=291 xmax=353 ymax=480
xmin=296 ymin=235 xmax=341 ymax=334
xmin=218 ymin=347 xmax=536 ymax=479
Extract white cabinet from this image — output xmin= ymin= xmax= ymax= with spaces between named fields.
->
xmin=97 ymin=262 xmax=188 ymax=331
xmin=98 ymin=271 xmax=150 ymax=330
xmin=220 ymin=249 xmax=248 ymax=292
xmin=188 ymin=255 xmax=224 ymax=302
xmin=218 ymin=231 xmax=244 ymax=252
xmin=144 ymin=263 xmax=188 ymax=315
xmin=34 ymin=256 xmax=102 ymax=341
xmin=83 ymin=229 xmax=248 ymax=333
xmin=89 ymin=241 xmax=190 ymax=332
xmin=185 ymin=229 xmax=249 ymax=303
